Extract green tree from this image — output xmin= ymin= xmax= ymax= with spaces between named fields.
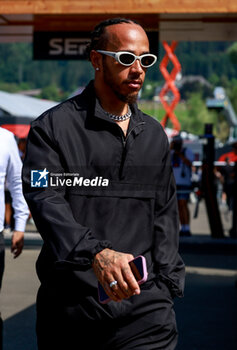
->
xmin=227 ymin=42 xmax=237 ymax=65
xmin=182 ymin=93 xmax=217 ymax=135
xmin=227 ymin=79 xmax=237 ymax=114
xmin=39 ymin=85 xmax=62 ymax=101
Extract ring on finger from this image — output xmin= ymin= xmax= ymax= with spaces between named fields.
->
xmin=109 ymin=280 xmax=118 ymax=288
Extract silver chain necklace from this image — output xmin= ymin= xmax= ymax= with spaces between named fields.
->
xmin=105 ymin=105 xmax=132 ymax=122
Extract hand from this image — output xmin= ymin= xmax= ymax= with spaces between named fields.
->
xmin=11 ymin=231 xmax=24 ymax=258
xmin=92 ymin=248 xmax=140 ymax=302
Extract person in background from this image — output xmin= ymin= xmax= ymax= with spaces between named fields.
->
xmin=18 ymin=138 xmax=27 ymax=161
xmin=0 ymin=127 xmax=29 ymax=350
xmin=218 ymin=141 xmax=237 ymax=211
xmin=3 ymin=138 xmax=27 ymax=234
xmin=3 ymin=184 xmax=13 ymax=235
xmin=170 ymin=135 xmax=195 ymax=236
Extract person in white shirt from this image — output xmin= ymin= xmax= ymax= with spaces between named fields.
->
xmin=170 ymin=135 xmax=195 ymax=236
xmin=0 ymin=127 xmax=29 ymax=349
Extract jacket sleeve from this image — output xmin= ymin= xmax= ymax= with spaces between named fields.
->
xmin=153 ymin=139 xmax=185 ymax=298
xmin=22 ymin=115 xmax=112 ymax=270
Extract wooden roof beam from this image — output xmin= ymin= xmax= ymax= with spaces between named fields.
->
xmin=0 ymin=1 xmax=237 ymax=15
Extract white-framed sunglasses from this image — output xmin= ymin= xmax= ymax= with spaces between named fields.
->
xmin=96 ymin=50 xmax=157 ymax=68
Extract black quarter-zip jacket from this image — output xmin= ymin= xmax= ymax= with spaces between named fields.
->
xmin=22 ymin=81 xmax=185 ymax=321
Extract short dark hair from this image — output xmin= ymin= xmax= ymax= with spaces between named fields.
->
xmin=87 ymin=17 xmax=138 ymax=60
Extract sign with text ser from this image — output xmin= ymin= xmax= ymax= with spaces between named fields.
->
xmin=33 ymin=32 xmax=90 ymax=60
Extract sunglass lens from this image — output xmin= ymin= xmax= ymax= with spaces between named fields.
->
xmin=119 ymin=53 xmax=135 ymax=65
xmin=141 ymin=55 xmax=156 ymax=67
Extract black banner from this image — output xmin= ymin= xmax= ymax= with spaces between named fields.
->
xmin=33 ymin=32 xmax=90 ymax=60
xmin=33 ymin=31 xmax=159 ymax=60
xmin=147 ymin=31 xmax=159 ymax=58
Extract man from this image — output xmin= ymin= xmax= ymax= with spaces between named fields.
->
xmin=170 ymin=135 xmax=194 ymax=236
xmin=218 ymin=141 xmax=237 ymax=212
xmin=0 ymin=127 xmax=29 ymax=349
xmin=22 ymin=18 xmax=185 ymax=349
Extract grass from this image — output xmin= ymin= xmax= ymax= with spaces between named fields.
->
xmin=138 ymin=101 xmax=189 ymax=125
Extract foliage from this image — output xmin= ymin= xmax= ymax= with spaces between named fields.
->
xmin=0 ymin=81 xmax=31 ymax=93
xmin=225 ymin=78 xmax=237 ymax=114
xmin=1 ymin=41 xmax=237 ymax=95
xmin=141 ymin=80 xmax=159 ymax=100
xmin=227 ymin=42 xmax=237 ymax=65
xmin=139 ymin=93 xmax=229 ymax=141
xmin=174 ymin=42 xmax=237 ymax=81
xmin=185 ymin=93 xmax=218 ymax=135
xmin=0 ymin=41 xmax=237 ymax=141
xmin=0 ymin=43 xmax=94 ymax=96
xmin=179 ymin=81 xmax=213 ymax=100
xmin=39 ymin=85 xmax=63 ymax=102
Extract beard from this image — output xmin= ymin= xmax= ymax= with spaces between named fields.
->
xmin=102 ymin=61 xmax=142 ymax=104
xmin=113 ymin=89 xmax=139 ymax=104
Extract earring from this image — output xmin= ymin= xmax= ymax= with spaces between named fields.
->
xmin=95 ymin=68 xmax=99 ymax=71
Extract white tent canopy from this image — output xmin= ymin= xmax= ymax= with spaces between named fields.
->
xmin=0 ymin=90 xmax=58 ymax=118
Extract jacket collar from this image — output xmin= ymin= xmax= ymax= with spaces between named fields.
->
xmin=77 ymin=80 xmax=145 ymax=125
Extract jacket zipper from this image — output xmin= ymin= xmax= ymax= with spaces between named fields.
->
xmin=120 ymin=121 xmax=145 ymax=146
xmin=118 ymin=122 xmax=145 ymax=179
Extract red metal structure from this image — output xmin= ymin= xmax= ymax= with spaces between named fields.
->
xmin=159 ymin=40 xmax=181 ymax=134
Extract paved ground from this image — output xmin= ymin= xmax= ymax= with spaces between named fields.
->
xmin=175 ymin=250 xmax=237 ymax=350
xmin=1 ymin=249 xmax=39 ymax=350
xmin=0 ymin=202 xmax=237 ymax=350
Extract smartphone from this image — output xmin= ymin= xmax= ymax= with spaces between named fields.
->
xmin=98 ymin=255 xmax=148 ymax=304
xmin=129 ymin=255 xmax=148 ymax=285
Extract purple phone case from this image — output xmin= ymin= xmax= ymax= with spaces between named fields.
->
xmin=98 ymin=281 xmax=110 ymax=304
xmin=131 ymin=255 xmax=148 ymax=285
xmin=98 ymin=255 xmax=148 ymax=304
